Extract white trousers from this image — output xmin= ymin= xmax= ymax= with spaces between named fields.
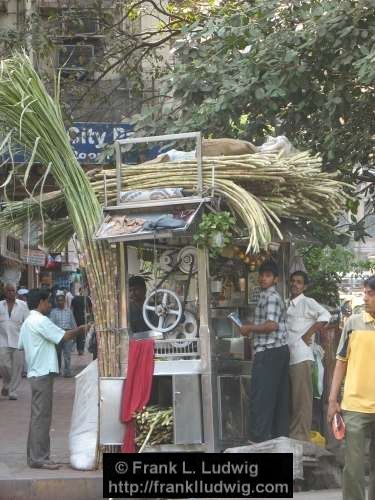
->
xmin=0 ymin=347 xmax=23 ymax=396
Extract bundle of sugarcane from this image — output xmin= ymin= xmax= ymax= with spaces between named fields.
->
xmin=0 ymin=53 xmax=118 ymax=377
xmin=0 ymin=149 xmax=351 ymax=253
xmin=135 ymin=406 xmax=173 ymax=451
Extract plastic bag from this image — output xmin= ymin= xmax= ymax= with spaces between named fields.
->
xmin=257 ymin=135 xmax=297 ymax=157
xmin=310 ymin=431 xmax=326 ymax=448
xmin=312 ymin=344 xmax=325 ymax=399
xmin=85 ymin=326 xmax=96 ymax=354
xmin=69 ymin=359 xmax=99 ymax=470
xmin=166 ymin=149 xmax=196 ymax=161
xmin=332 ymin=413 xmax=346 ymax=440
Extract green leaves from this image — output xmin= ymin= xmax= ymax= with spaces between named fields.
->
xmin=302 ymin=244 xmax=375 ymax=307
xmin=255 ymin=87 xmax=265 ymax=100
xmin=193 ymin=211 xmax=236 ymax=258
xmin=135 ymin=0 xmax=375 ymax=181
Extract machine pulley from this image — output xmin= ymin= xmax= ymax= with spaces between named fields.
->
xmin=143 ymin=288 xmax=183 ymax=333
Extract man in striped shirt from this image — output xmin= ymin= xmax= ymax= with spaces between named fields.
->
xmin=239 ymin=260 xmax=289 ymax=442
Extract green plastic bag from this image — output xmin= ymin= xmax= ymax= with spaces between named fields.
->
xmin=312 ymin=344 xmax=324 ymax=399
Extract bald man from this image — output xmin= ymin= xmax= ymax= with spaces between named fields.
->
xmin=0 ymin=283 xmax=29 ymax=400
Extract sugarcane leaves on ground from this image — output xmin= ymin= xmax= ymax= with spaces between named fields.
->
xmin=135 ymin=406 xmax=174 ymax=451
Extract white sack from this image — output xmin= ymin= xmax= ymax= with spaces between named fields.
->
xmin=69 ymin=359 xmax=99 ymax=470
xmin=257 ymin=135 xmax=297 ymax=157
xmin=120 ymin=187 xmax=184 ymax=203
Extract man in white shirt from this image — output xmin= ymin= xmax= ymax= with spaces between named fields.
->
xmin=286 ymin=271 xmax=330 ymax=441
xmin=0 ymin=283 xmax=29 ymax=400
xmin=18 ymin=289 xmax=88 ymax=470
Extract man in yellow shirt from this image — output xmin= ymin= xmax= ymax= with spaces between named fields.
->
xmin=328 ymin=276 xmax=375 ymax=500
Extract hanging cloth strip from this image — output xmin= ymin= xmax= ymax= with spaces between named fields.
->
xmin=120 ymin=339 xmax=155 ymax=452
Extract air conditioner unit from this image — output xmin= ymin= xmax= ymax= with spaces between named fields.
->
xmin=57 ymin=44 xmax=95 ymax=71
xmin=63 ymin=15 xmax=100 ymax=36
xmin=39 ymin=0 xmax=60 ymax=7
xmin=0 ymin=1 xmax=7 ymax=14
xmin=40 ymin=0 xmax=114 ymax=10
xmin=0 ymin=232 xmax=24 ymax=263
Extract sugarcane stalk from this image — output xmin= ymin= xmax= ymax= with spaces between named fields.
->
xmin=138 ymin=411 xmax=163 ymax=453
xmin=0 ymin=54 xmax=119 ymax=378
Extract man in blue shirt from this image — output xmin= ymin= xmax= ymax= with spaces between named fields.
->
xmin=50 ymin=292 xmax=77 ymax=377
xmin=18 ymin=289 xmax=88 ymax=470
xmin=239 ymin=260 xmax=289 ymax=442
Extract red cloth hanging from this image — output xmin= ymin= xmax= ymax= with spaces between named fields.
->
xmin=120 ymin=339 xmax=155 ymax=453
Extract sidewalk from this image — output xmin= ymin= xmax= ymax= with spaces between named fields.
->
xmin=0 ymin=351 xmax=98 ymax=475
xmin=0 ymin=351 xmax=102 ymax=500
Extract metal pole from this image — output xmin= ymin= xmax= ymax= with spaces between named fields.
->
xmin=115 ymin=132 xmax=203 ymax=197
xmin=196 ymin=132 xmax=203 ymax=194
xmin=197 ymin=246 xmax=217 ymax=452
xmin=104 ymin=171 xmax=108 ymax=207
xmin=114 ymin=141 xmax=122 ymax=205
xmin=117 ymin=132 xmax=201 ymax=144
xmin=279 ymin=241 xmax=290 ymax=302
xmin=25 ymin=0 xmax=35 ymax=66
xmin=118 ymin=242 xmax=129 ymax=377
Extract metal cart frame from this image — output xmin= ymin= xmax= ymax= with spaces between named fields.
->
xmin=99 ymin=132 xmax=219 ymax=451
xmin=97 ymin=132 xmax=289 ymax=451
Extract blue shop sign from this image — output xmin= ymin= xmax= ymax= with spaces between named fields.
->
xmin=69 ymin=122 xmax=133 ymax=163
xmin=1 ymin=122 xmax=159 ymax=164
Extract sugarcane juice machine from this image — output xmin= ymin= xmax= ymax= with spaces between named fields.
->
xmin=96 ymin=133 xmax=255 ymax=452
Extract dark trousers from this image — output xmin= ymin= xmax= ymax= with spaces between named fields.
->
xmin=56 ymin=343 xmax=62 ymax=371
xmin=76 ymin=333 xmax=85 ymax=354
xmin=27 ymin=374 xmax=54 ymax=467
xmin=249 ymin=344 xmax=290 ymax=442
